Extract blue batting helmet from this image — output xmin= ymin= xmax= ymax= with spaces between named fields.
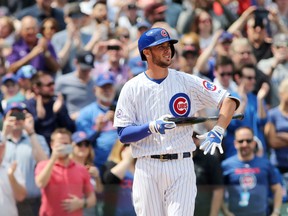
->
xmin=138 ymin=27 xmax=178 ymax=61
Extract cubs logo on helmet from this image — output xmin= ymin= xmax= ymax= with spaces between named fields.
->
xmin=203 ymin=80 xmax=217 ymax=91
xmin=169 ymin=93 xmax=191 ymax=117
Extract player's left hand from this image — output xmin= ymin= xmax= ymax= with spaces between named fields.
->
xmin=149 ymin=115 xmax=176 ymax=134
xmin=196 ymin=125 xmax=225 ymax=155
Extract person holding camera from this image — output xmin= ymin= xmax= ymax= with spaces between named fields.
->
xmin=76 ymin=73 xmax=118 ymax=177
xmin=1 ymin=102 xmax=49 ymax=216
xmin=35 ymin=128 xmax=96 ymax=216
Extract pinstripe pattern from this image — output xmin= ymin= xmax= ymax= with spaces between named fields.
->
xmin=114 ymin=68 xmax=228 ymax=216
xmin=114 ymin=69 xmax=229 ymax=158
xmin=133 ymin=157 xmax=196 ymax=216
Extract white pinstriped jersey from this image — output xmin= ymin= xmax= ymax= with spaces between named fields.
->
xmin=114 ymin=69 xmax=229 ymax=158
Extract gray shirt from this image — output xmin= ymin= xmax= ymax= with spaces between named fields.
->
xmin=51 ymin=30 xmax=91 ymax=74
xmin=3 ymin=134 xmax=49 ymax=198
xmin=55 ymin=72 xmax=96 ymax=114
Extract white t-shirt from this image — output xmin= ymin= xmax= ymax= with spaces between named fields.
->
xmin=0 ymin=162 xmax=25 ymax=216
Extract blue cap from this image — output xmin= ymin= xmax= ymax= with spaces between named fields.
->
xmin=128 ymin=56 xmax=147 ymax=75
xmin=136 ymin=20 xmax=151 ymax=29
xmin=16 ymin=65 xmax=37 ymax=80
xmin=72 ymin=131 xmax=90 ymax=144
xmin=95 ymin=73 xmax=115 ymax=87
xmin=2 ymin=73 xmax=18 ymax=84
xmin=219 ymin=31 xmax=233 ymax=43
xmin=4 ymin=102 xmax=28 ymax=115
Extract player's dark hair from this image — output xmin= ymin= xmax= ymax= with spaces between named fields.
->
xmin=215 ymin=55 xmax=234 ymax=70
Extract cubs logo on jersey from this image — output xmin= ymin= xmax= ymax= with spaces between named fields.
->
xmin=203 ymin=80 xmax=217 ymax=91
xmin=169 ymin=93 xmax=190 ymax=117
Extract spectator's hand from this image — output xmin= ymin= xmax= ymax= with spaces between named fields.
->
xmin=241 ymin=5 xmax=257 ymax=20
xmin=197 ymin=125 xmax=225 ymax=155
xmin=273 ymin=47 xmax=288 ymax=64
xmin=149 ymin=115 xmax=176 ymax=134
xmin=87 ymin=165 xmax=100 ymax=179
xmin=25 ymin=89 xmax=35 ymax=100
xmin=53 ymin=93 xmax=64 ymax=114
xmin=7 ymin=161 xmax=17 ymax=177
xmin=238 ymin=82 xmax=247 ymax=104
xmin=257 ymin=82 xmax=270 ymax=100
xmin=94 ymin=114 xmax=106 ymax=132
xmin=37 ymin=37 xmax=49 ymax=51
xmin=104 ymin=110 xmax=115 ymax=122
xmin=23 ymin=111 xmax=35 ymax=135
xmin=36 ymin=95 xmax=46 ymax=119
xmin=2 ymin=112 xmax=16 ymax=137
xmin=62 ymin=194 xmax=83 ymax=212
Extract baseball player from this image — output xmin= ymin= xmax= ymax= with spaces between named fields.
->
xmin=114 ymin=27 xmax=240 ymax=216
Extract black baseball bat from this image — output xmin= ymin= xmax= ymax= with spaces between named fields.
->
xmin=164 ymin=113 xmax=244 ymax=125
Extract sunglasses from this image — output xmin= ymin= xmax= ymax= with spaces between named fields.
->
xmin=220 ymin=72 xmax=232 ymax=77
xmin=107 ymin=45 xmax=121 ymax=50
xmin=41 ymin=81 xmax=55 ymax=87
xmin=242 ymin=76 xmax=255 ymax=80
xmin=236 ymin=139 xmax=253 ymax=144
xmin=76 ymin=141 xmax=90 ymax=147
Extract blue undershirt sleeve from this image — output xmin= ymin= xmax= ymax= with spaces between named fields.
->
xmin=117 ymin=123 xmax=152 ymax=143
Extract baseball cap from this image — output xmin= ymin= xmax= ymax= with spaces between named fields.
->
xmin=273 ymin=33 xmax=288 ymax=47
xmin=136 ymin=20 xmax=151 ymax=30
xmin=128 ymin=56 xmax=147 ymax=76
xmin=76 ymin=50 xmax=94 ymax=69
xmin=64 ymin=2 xmax=85 ymax=18
xmin=16 ymin=65 xmax=37 ymax=80
xmin=4 ymin=102 xmax=28 ymax=115
xmin=72 ymin=131 xmax=90 ymax=144
xmin=218 ymin=31 xmax=233 ymax=43
xmin=95 ymin=73 xmax=115 ymax=87
xmin=2 ymin=73 xmax=18 ymax=84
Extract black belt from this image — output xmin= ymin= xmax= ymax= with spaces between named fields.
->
xmin=151 ymin=152 xmax=191 ymax=162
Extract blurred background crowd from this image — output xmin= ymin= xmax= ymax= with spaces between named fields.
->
xmin=0 ymin=0 xmax=288 ymax=215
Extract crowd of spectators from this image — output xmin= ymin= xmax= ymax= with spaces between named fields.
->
xmin=0 ymin=0 xmax=288 ymax=215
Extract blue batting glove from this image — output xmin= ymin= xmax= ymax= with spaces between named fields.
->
xmin=149 ymin=115 xmax=176 ymax=134
xmin=196 ymin=126 xmax=225 ymax=155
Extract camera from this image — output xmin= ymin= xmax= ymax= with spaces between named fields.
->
xmin=59 ymin=145 xmax=73 ymax=155
xmin=254 ymin=8 xmax=269 ymax=28
xmin=10 ymin=111 xmax=25 ymax=120
xmin=107 ymin=45 xmax=121 ymax=51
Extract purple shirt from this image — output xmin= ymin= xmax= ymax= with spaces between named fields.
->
xmin=7 ymin=38 xmax=58 ymax=72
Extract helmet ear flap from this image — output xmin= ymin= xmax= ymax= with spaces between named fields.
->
xmin=170 ymin=44 xmax=175 ymax=58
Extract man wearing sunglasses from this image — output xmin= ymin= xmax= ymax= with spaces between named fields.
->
xmin=221 ymin=126 xmax=282 ymax=216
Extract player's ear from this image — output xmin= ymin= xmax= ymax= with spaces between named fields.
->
xmin=143 ymin=49 xmax=150 ymax=58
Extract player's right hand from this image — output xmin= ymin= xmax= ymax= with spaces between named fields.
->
xmin=149 ymin=115 xmax=176 ymax=134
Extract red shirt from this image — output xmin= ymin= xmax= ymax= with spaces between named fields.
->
xmin=35 ymin=160 xmax=94 ymax=216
